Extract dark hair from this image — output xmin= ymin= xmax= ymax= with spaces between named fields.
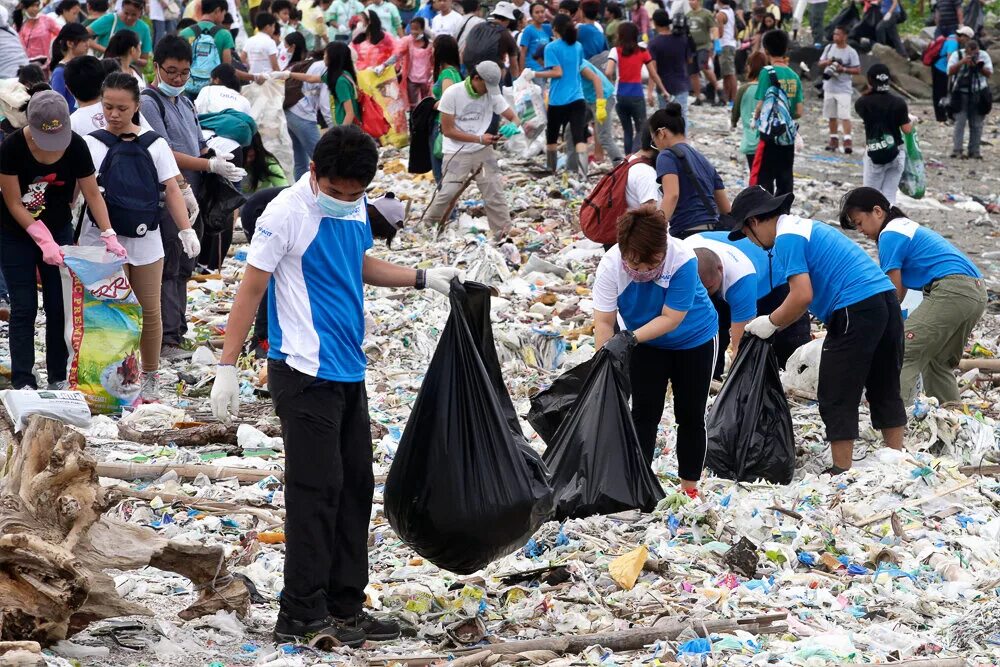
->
xmin=838 ymin=187 xmax=907 ymax=231
xmin=104 ymin=28 xmax=140 ymax=59
xmin=761 ymin=29 xmax=789 ymax=57
xmin=245 ymin=132 xmax=282 ymax=191
xmin=100 ymin=57 xmax=122 ymax=75
xmin=211 ymin=63 xmax=241 ymax=90
xmin=177 ymin=16 xmax=198 ymax=31
xmin=552 ymin=14 xmax=576 ymax=44
xmin=617 ymin=203 xmax=667 ymax=264
xmin=201 ymin=0 xmax=227 ymax=15
xmin=50 ymin=22 xmax=89 ymax=66
xmin=640 ymin=126 xmax=653 ymax=151
xmin=833 ymin=24 xmax=848 ymax=34
xmin=271 ymin=0 xmax=292 ymax=13
xmin=223 ymin=11 xmax=235 ymax=25
xmin=461 ymin=0 xmax=479 ymax=14
xmin=17 ymin=63 xmax=46 ymax=88
xmin=529 ymin=1 xmax=546 ymax=16
xmin=324 ymin=40 xmax=356 ymax=88
xmin=648 ymin=102 xmax=684 ymax=136
xmin=101 ymin=70 xmax=142 ymax=125
xmin=606 ymin=3 xmax=623 ymax=19
xmin=409 ymin=16 xmax=429 ymax=45
xmin=154 ymin=34 xmax=193 ymax=64
xmin=87 ymin=0 xmax=109 ymax=12
xmin=652 ymin=8 xmax=669 ymax=27
xmin=120 ymin=0 xmax=143 ymax=10
xmin=55 ymin=0 xmax=79 ymax=15
xmin=355 ymin=9 xmax=385 ymax=45
xmin=558 ymin=0 xmax=578 ymax=14
xmin=746 ymin=49 xmax=767 ymax=80
xmin=580 ymin=0 xmax=599 ymax=20
xmin=410 ymin=15 xmax=425 ymax=29
xmin=432 ymin=34 xmax=460 ymax=78
xmin=284 ymin=31 xmax=307 ymax=63
xmin=617 ymin=21 xmax=639 ymax=56
xmin=254 ymin=12 xmax=277 ymax=30
xmin=64 ymin=54 xmax=105 ymax=101
xmin=313 ymin=124 xmax=378 ymax=184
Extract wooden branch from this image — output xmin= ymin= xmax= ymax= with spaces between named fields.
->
xmin=835 ymin=660 xmax=967 ymax=667
xmin=958 ymin=464 xmax=1000 ymax=476
xmin=853 ymin=479 xmax=976 ymax=527
xmin=112 ymin=487 xmax=284 ymax=526
xmin=958 ymin=358 xmax=1000 ymax=372
xmin=116 ymin=421 xmax=281 ymax=447
xmin=96 ymin=461 xmax=282 ymax=484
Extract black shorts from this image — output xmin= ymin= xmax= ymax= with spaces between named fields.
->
xmin=688 ymin=48 xmax=711 ymax=75
xmin=546 ymin=99 xmax=588 ymax=146
xmin=817 ymin=290 xmax=907 ymax=441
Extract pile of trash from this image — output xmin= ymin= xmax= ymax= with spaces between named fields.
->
xmin=2 ymin=96 xmax=1000 ymax=666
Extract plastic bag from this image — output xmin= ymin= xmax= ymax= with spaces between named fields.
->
xmin=705 ymin=336 xmax=795 ymax=484
xmin=356 ymin=68 xmax=408 ymax=148
xmin=526 ymin=358 xmax=594 ymax=445
xmin=384 ymin=280 xmax=554 ymax=574
xmin=59 ymin=246 xmax=143 ymax=414
xmin=242 ymin=79 xmax=294 ymax=182
xmin=0 ymin=389 xmax=92 ymax=432
xmin=542 ymin=348 xmax=665 ymax=520
xmin=900 ymin=130 xmax=926 ymax=200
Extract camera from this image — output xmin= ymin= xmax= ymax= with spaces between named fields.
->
xmin=822 ymin=59 xmax=841 ymax=80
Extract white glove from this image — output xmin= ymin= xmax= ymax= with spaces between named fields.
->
xmin=208 ymin=155 xmax=248 ymax=182
xmin=269 ymin=70 xmax=291 ymax=80
xmin=520 ymin=69 xmax=535 ymax=82
xmin=425 ymin=267 xmax=463 ymax=296
xmin=745 ymin=315 xmax=779 ymax=339
xmin=178 ymin=227 xmax=201 ymax=259
xmin=180 ymin=184 xmax=200 ymax=225
xmin=373 ymin=64 xmax=385 ymax=76
xmin=210 ymin=365 xmax=240 ymax=422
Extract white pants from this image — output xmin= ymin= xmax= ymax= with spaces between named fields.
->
xmin=822 ymin=92 xmax=852 ymax=120
xmin=863 ymin=151 xmax=905 ymax=206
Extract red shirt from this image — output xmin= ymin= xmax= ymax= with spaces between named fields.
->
xmin=609 ymin=45 xmax=651 ymax=97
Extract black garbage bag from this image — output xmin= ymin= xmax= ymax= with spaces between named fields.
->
xmin=849 ymin=4 xmax=881 ymax=47
xmin=199 ymin=173 xmax=247 ymax=236
xmin=825 ymin=1 xmax=860 ymax=42
xmin=704 ymin=336 xmax=795 ymax=485
xmin=526 ymin=358 xmax=594 ymax=445
xmin=384 ymin=280 xmax=554 ymax=574
xmin=541 ymin=348 xmax=664 ymax=520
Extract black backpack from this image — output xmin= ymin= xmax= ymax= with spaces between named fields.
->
xmin=462 ymin=21 xmax=506 ymax=69
xmin=283 ymin=57 xmax=318 ymax=109
xmin=87 ymin=130 xmax=165 ymax=238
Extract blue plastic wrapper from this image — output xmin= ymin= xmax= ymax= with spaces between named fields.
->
xmin=678 ymin=638 xmax=713 ymax=655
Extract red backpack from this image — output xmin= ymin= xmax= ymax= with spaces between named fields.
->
xmin=922 ymin=35 xmax=946 ymax=66
xmin=356 ymin=89 xmax=391 ymax=141
xmin=579 ymin=156 xmax=655 ymax=244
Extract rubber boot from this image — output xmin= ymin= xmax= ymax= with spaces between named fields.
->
xmin=546 ymin=149 xmax=558 ymax=174
xmin=576 ymin=151 xmax=589 ymax=178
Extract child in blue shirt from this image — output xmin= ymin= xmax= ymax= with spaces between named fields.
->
xmin=840 ymin=187 xmax=987 ymax=406
xmin=727 ymin=186 xmax=907 ymax=475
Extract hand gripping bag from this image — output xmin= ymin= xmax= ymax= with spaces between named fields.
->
xmin=705 ymin=336 xmax=795 ymax=484
xmin=384 ymin=280 xmax=554 ymax=574
xmin=541 ymin=347 xmax=665 ymax=520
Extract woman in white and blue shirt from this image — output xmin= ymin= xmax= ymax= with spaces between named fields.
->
xmin=840 ymin=186 xmax=987 ymax=406
xmin=592 ymin=204 xmax=718 ymax=497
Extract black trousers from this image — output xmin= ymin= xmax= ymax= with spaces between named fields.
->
xmin=269 ymin=360 xmax=374 ymax=621
xmin=0 ymin=225 xmax=73 ymax=388
xmin=756 ymin=284 xmax=812 ymax=369
xmin=751 ymin=140 xmax=795 ymax=197
xmin=818 ymin=291 xmax=907 ymax=441
xmin=932 ymin=66 xmax=950 ymax=122
xmin=710 ymin=293 xmax=731 ymax=380
xmin=629 ymin=336 xmax=717 ymax=481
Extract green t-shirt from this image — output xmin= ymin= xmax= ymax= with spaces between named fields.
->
xmin=179 ymin=21 xmax=236 ymax=58
xmin=432 ymin=66 xmax=461 ymax=100
xmin=605 ymin=19 xmax=621 ymax=47
xmin=89 ymin=12 xmax=153 ymax=53
xmin=754 ymin=64 xmax=803 ymax=118
xmin=333 ymin=73 xmax=360 ymax=125
xmin=686 ymin=8 xmax=715 ymax=49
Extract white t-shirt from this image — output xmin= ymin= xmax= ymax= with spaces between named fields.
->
xmin=70 ymin=102 xmax=154 ymax=135
xmin=79 ymin=128 xmax=181 ymax=266
xmin=431 ymin=10 xmax=465 ymax=37
xmin=625 ymin=154 xmax=660 ymax=209
xmin=243 ymin=32 xmax=279 ymax=74
xmin=437 ymin=81 xmax=510 ymax=154
xmin=719 ymin=6 xmax=736 ymax=48
xmin=195 ymin=84 xmax=253 ymax=115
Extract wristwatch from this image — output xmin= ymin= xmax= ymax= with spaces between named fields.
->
xmin=415 ymin=268 xmax=426 ymax=290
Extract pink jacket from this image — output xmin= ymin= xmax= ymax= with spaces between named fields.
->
xmin=19 ymin=14 xmax=60 ymax=62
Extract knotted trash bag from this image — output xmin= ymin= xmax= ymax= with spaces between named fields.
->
xmin=705 ymin=336 xmax=795 ymax=484
xmin=900 ymin=129 xmax=926 ymax=200
xmin=384 ymin=280 xmax=554 ymax=574
xmin=542 ymin=347 xmax=665 ymax=520
xmin=527 ymin=358 xmax=594 ymax=445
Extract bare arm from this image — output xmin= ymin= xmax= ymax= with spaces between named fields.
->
xmin=603 ymin=58 xmax=615 ymax=80
xmin=362 ymin=255 xmax=418 ymax=287
xmin=581 ymin=66 xmax=603 ymax=100
xmin=594 ymin=309 xmax=617 ymax=349
xmin=163 ymin=177 xmax=192 ymax=230
xmin=659 ymin=173 xmax=680 ymax=223
xmin=714 ymin=188 xmax=731 ymax=215
xmin=220 ymin=266 xmax=272 ymax=364
xmin=769 ymin=272 xmax=812 ymax=328
xmin=793 ymin=101 xmax=803 ymax=119
xmin=78 ymin=175 xmax=115 ymax=233
xmin=441 ymin=111 xmax=494 ymax=144
xmin=634 ymin=305 xmax=687 ymax=342
xmin=0 ymin=174 xmax=39 ymax=230
xmin=753 ymin=99 xmax=763 ymax=120
xmin=730 ymin=320 xmax=747 ymax=358
xmin=645 ymin=60 xmax=668 ymax=97
xmin=886 ymin=269 xmax=905 ymax=303
xmin=533 ymin=64 xmax=563 ymax=79
xmin=501 ymin=107 xmax=521 ymax=125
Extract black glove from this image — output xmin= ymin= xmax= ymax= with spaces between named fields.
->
xmin=603 ymin=330 xmax=638 ymax=360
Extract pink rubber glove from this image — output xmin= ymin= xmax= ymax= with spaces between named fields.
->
xmin=100 ymin=229 xmax=128 ymax=258
xmin=25 ymin=221 xmax=64 ymax=266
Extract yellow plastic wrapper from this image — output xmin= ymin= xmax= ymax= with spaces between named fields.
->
xmin=356 ymin=67 xmax=409 ymax=148
xmin=609 ymin=544 xmax=648 ymax=590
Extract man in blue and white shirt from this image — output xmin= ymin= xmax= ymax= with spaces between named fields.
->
xmin=210 ymin=126 xmax=460 ymax=647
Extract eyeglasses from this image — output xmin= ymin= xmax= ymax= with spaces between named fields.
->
xmin=158 ymin=66 xmax=191 ymax=77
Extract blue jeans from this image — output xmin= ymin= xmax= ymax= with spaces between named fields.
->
xmin=285 ymin=110 xmax=321 ymax=181
xmin=616 ymin=95 xmax=647 ymax=155
xmin=152 ymin=19 xmax=177 ymax=47
xmin=658 ymin=90 xmax=689 ymax=124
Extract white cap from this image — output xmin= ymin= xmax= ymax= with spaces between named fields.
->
xmin=956 ymin=25 xmax=975 ymax=38
xmin=491 ymin=1 xmax=517 ymax=21
xmin=474 ymin=60 xmax=503 ymax=96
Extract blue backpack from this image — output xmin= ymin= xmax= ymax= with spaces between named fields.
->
xmin=757 ymin=66 xmax=797 ymax=146
xmin=89 ymin=130 xmax=165 ymax=238
xmin=186 ymin=24 xmax=223 ymax=95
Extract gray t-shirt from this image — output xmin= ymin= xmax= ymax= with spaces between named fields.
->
xmin=821 ymin=43 xmax=860 ymax=95
xmin=139 ymin=86 xmax=206 ymax=192
xmin=0 ymin=25 xmax=28 ymax=79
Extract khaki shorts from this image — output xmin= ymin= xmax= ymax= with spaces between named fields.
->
xmin=823 ymin=92 xmax=853 ymax=120
xmin=719 ymin=46 xmax=736 ymax=76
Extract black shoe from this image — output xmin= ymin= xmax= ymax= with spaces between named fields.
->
xmin=273 ymin=612 xmax=366 ymax=648
xmin=335 ymin=610 xmax=401 ymax=641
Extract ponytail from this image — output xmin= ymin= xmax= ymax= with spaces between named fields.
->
xmin=50 ymin=22 xmax=89 ymax=66
xmin=552 ymin=14 xmax=577 ymax=44
xmin=838 ymin=186 xmax=907 ymax=231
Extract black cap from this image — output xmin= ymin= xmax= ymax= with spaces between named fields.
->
xmin=725 ymin=186 xmax=795 ymax=240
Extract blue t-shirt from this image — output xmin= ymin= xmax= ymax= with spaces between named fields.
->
xmin=773 ymin=215 xmax=893 ymax=324
xmin=878 ymin=218 xmax=981 ymax=289
xmin=700 ymin=230 xmax=788 ymax=299
xmin=246 ymin=175 xmax=374 ymax=382
xmin=577 ymin=23 xmax=608 ymax=59
xmin=581 ymin=60 xmax=613 ymax=103
xmin=520 ymin=23 xmax=552 ymax=71
xmin=544 ymin=39 xmax=584 ymax=106
xmin=935 ymin=35 xmax=959 ymax=73
xmin=49 ymin=64 xmax=76 ymax=112
xmin=592 ymin=240 xmax=718 ymax=350
xmin=687 ymin=234 xmax=758 ymax=322
xmin=655 ymin=144 xmax=724 ymax=235
xmin=880 ymin=0 xmax=901 ymax=15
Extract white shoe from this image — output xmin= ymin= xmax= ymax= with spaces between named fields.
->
xmin=140 ymin=372 xmax=160 ymax=403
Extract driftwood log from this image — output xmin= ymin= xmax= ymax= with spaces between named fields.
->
xmin=0 ymin=416 xmax=250 ymax=645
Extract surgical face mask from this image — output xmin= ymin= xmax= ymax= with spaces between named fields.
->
xmin=313 ymin=180 xmax=362 ymax=218
xmin=157 ymin=79 xmax=185 ymax=97
xmin=622 ymin=259 xmax=664 ymax=283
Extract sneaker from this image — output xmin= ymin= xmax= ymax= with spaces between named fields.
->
xmin=273 ymin=612 xmax=366 ymax=648
xmin=843 ymin=138 xmax=853 ymax=154
xmin=335 ymin=610 xmax=401 ymax=642
xmin=950 ymin=151 xmax=962 ymax=158
xmin=140 ymin=372 xmax=160 ymax=403
xmin=970 ymin=153 xmax=983 ymax=160
xmin=46 ymin=381 xmax=67 ymax=390
xmin=825 ymin=137 xmax=839 ymax=152
xmin=160 ymin=345 xmax=191 ymax=361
